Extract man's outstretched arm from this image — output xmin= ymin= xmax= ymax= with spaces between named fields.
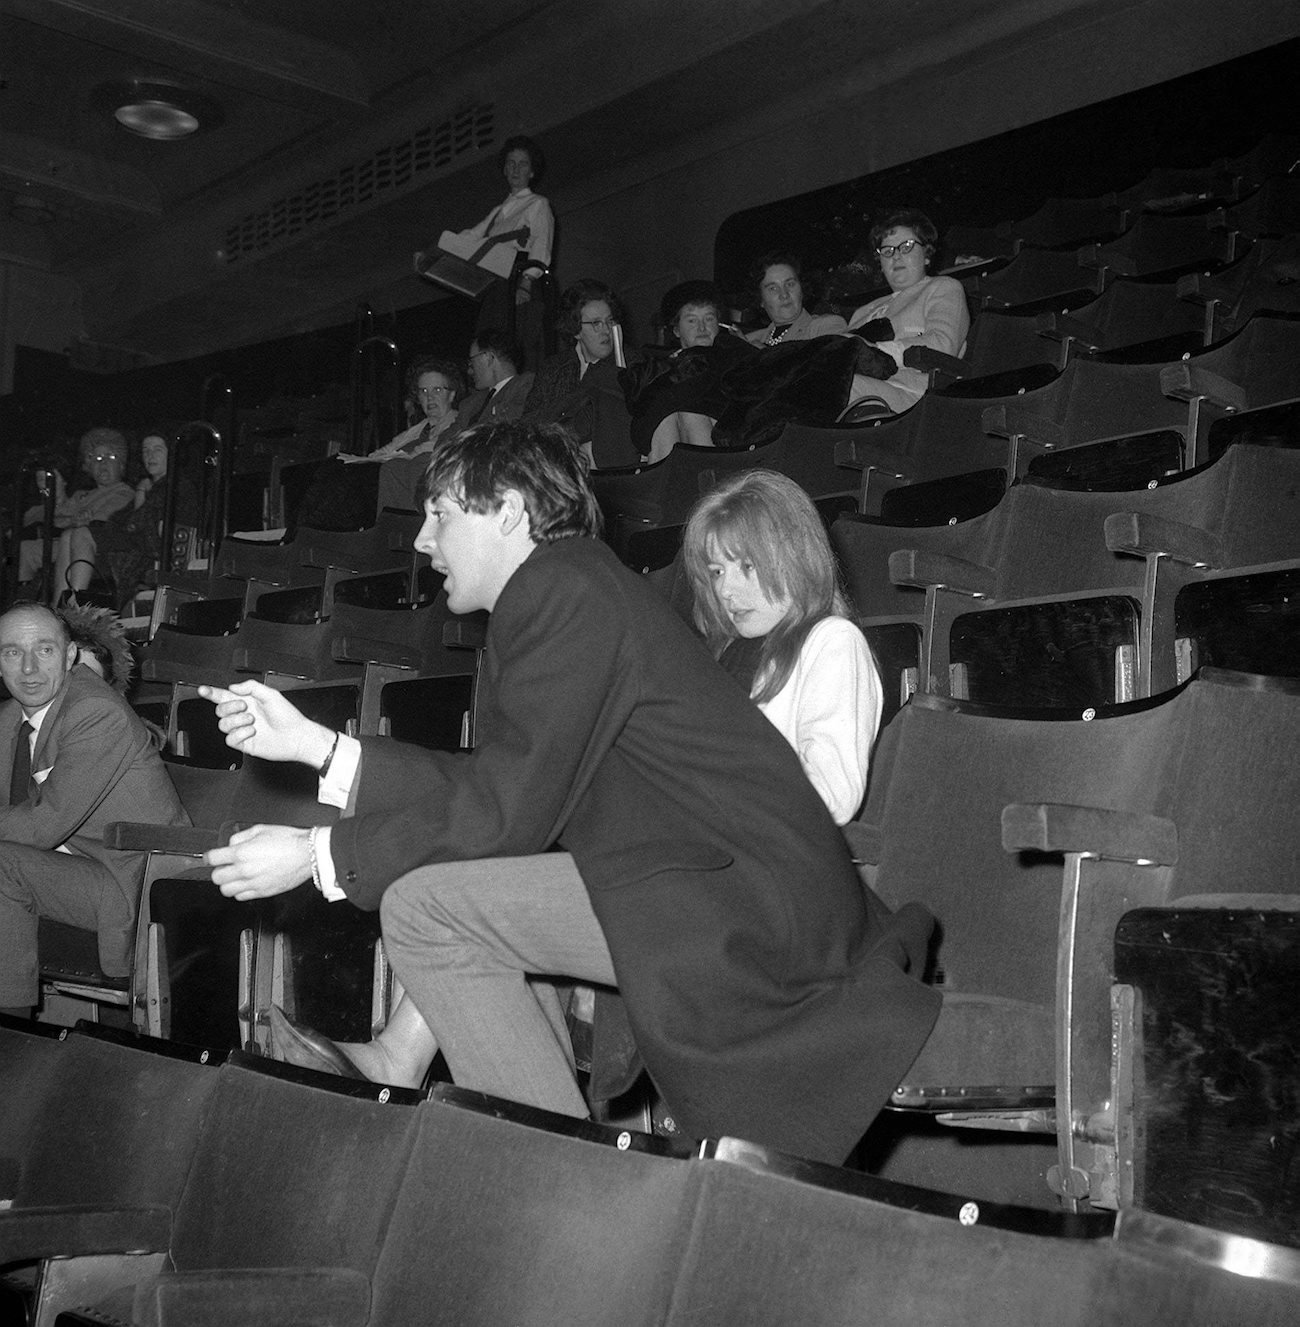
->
xmin=198 ymin=680 xmax=336 ymax=768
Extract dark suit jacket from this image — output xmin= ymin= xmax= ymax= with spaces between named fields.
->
xmin=458 ymin=372 xmax=535 ymax=428
xmin=0 ymin=665 xmax=189 ymax=910
xmin=328 ymin=538 xmax=939 ymax=1164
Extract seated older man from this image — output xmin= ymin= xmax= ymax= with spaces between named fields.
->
xmin=0 ymin=603 xmax=188 ymax=1017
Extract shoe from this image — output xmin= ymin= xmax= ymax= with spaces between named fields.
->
xmin=269 ymin=1005 xmax=366 ymax=1080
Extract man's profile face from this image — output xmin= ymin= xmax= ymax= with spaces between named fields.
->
xmin=0 ymin=608 xmax=78 ymax=716
xmin=414 ymin=488 xmax=507 ymax=614
xmin=468 ymin=344 xmax=496 ymax=392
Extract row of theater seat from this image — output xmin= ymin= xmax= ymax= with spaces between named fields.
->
xmin=3 ymin=1019 xmax=1298 ymax=1327
xmin=27 ymin=135 xmax=1299 ymax=1241
xmin=944 ymin=134 xmax=1300 ymax=258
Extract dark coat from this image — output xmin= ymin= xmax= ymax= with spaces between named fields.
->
xmin=328 ymin=537 xmax=939 ymax=1163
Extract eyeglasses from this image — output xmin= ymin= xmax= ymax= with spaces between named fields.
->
xmin=876 ymin=239 xmax=923 ymax=259
xmin=90 ymin=453 xmax=123 ymax=463
xmin=581 ymin=318 xmax=615 ymax=331
xmin=417 ymin=386 xmax=452 ymax=399
xmin=468 ymin=350 xmax=491 ymax=363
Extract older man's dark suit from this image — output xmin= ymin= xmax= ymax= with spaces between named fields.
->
xmin=327 ymin=537 xmax=940 ymax=1164
xmin=457 ymin=371 xmax=535 ymax=428
xmin=0 ymin=665 xmax=188 ymax=1004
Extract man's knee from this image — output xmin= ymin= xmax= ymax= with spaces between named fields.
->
xmin=380 ymin=866 xmax=455 ymax=948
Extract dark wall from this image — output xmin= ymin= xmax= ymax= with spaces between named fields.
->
xmin=716 ymin=38 xmax=1298 ymax=309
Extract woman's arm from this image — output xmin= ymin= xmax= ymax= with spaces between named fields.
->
xmin=759 ymin=618 xmax=882 ymax=825
xmin=895 ymin=277 xmax=971 ymax=356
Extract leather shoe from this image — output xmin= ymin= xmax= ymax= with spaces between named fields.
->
xmin=269 ymin=1005 xmax=366 ymax=1081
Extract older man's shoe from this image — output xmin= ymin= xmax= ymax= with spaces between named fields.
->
xmin=269 ymin=1004 xmax=366 ymax=1081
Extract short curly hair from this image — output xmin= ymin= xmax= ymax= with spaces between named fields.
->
xmin=404 ymin=355 xmax=467 ymax=405
xmin=497 ymin=135 xmax=545 ymax=185
xmin=555 ymin=279 xmax=624 ymax=339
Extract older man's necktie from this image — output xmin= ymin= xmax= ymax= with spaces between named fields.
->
xmin=9 ymin=721 xmax=33 ymax=806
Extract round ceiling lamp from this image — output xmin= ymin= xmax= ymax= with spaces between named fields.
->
xmin=92 ymin=80 xmax=224 ymax=141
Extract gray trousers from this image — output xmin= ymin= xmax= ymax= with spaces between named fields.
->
xmin=380 ymin=852 xmax=616 ymax=1117
xmin=0 ymin=842 xmax=130 ymax=1006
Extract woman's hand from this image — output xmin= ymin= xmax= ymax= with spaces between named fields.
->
xmin=197 ymin=679 xmax=336 ymax=767
xmin=206 ymin=824 xmax=313 ymax=900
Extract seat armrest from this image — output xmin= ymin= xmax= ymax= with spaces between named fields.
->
xmin=902 ymin=346 xmax=969 ymax=378
xmin=1036 ymin=311 xmax=1103 ymax=350
xmin=831 ymin=438 xmax=911 ymax=478
xmin=888 ymin=549 xmax=996 ymax=599
xmin=982 ymin=404 xmax=1067 ymax=449
xmin=0 ymin=1204 xmax=172 ymax=1264
xmin=135 ymin=1266 xmax=371 ymax=1327
xmin=1158 ymin=363 xmax=1247 ymax=412
xmin=1001 ymin=803 xmax=1178 ymax=865
xmin=1103 ymin=512 xmax=1224 ymax=568
xmin=103 ymin=824 xmax=222 ymax=855
xmin=330 ymin=635 xmax=422 ymax=668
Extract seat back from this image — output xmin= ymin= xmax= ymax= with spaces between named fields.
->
xmin=169 ymin=1055 xmax=422 ymax=1274
xmin=3 ymin=1026 xmax=222 ymax=1213
xmin=371 ymin=1089 xmax=699 ymax=1327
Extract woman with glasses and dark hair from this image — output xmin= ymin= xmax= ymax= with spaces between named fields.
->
xmin=346 ymin=356 xmax=467 ymax=464
xmin=523 ymin=279 xmax=638 ymax=467
xmin=839 ymin=209 xmax=970 ymax=419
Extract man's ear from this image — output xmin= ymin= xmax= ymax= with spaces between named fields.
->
xmin=65 ymin=640 xmax=78 ymax=671
xmin=498 ymin=488 xmax=530 ymax=536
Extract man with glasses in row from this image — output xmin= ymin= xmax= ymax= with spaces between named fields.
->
xmin=459 ymin=330 xmax=534 ymax=428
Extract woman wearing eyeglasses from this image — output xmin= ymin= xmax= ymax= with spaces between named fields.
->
xmin=523 ymin=279 xmax=639 ymax=467
xmin=841 ymin=209 xmax=970 ymax=417
xmin=347 ymin=356 xmax=466 ymax=464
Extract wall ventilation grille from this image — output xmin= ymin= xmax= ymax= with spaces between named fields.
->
xmin=222 ymin=103 xmax=495 ymax=264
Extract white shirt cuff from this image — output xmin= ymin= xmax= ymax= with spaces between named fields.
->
xmin=314 ymin=734 xmax=361 ymax=902
xmin=314 ymin=827 xmax=347 ymax=902
xmin=319 ymin=734 xmax=362 ymax=808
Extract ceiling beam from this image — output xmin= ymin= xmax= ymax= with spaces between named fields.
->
xmin=0 ymin=0 xmax=370 ymax=107
xmin=0 ymin=129 xmax=162 ymax=212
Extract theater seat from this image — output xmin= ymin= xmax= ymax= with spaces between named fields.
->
xmin=855 ymin=669 xmax=1300 ymax=1212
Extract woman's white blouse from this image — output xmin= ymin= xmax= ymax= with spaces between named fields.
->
xmin=756 ymin=616 xmax=882 ymax=825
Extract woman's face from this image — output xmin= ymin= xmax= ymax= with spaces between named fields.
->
xmin=503 ymin=148 xmax=534 ymax=193
xmin=705 ymin=535 xmax=791 ymax=639
xmin=674 ymin=303 xmax=719 ymax=349
xmin=414 ymin=371 xmax=456 ymax=425
xmin=141 ymin=435 xmax=168 ymax=480
xmin=89 ymin=447 xmax=125 ymax=488
xmin=759 ymin=264 xmax=804 ymax=325
xmin=575 ymin=300 xmax=615 ymax=362
xmin=878 ymin=225 xmax=928 ymax=292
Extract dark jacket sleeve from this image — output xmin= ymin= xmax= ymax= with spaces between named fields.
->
xmin=328 ymin=550 xmax=637 ymax=909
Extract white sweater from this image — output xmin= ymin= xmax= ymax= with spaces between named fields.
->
xmin=756 ymin=617 xmax=882 ymax=825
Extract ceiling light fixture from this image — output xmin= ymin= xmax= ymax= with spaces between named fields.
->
xmin=92 ymin=80 xmax=224 ymax=142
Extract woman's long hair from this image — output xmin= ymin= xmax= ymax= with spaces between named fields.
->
xmin=683 ymin=470 xmax=853 ymax=704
